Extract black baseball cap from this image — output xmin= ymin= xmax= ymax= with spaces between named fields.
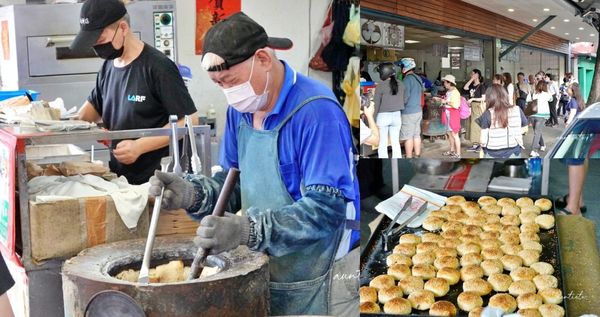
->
xmin=70 ymin=0 xmax=127 ymax=52
xmin=202 ymin=12 xmax=293 ymax=72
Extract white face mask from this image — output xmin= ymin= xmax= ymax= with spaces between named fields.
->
xmin=222 ymin=56 xmax=270 ymax=113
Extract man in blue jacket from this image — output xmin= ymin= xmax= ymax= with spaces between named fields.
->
xmin=149 ymin=12 xmax=360 ymax=316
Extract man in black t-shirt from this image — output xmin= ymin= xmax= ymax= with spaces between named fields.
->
xmin=72 ymin=0 xmax=198 ymax=184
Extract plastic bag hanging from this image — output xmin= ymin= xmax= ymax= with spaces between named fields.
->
xmin=342 ymin=4 xmax=360 ymax=48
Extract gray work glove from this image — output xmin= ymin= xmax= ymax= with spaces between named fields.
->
xmin=194 ymin=212 xmax=251 ymax=255
xmin=148 ymin=171 xmax=196 ymax=210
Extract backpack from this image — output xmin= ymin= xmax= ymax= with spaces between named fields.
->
xmin=459 ymin=96 xmax=471 ymax=119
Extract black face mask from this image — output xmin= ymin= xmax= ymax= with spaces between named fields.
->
xmin=93 ymin=27 xmax=124 ymax=60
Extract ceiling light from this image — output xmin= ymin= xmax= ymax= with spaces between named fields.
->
xmin=508 ymin=8 xmax=515 ymax=12
xmin=405 ymin=40 xmax=420 ymax=44
xmin=576 ymin=37 xmax=580 ymax=40
xmin=449 ymin=46 xmax=464 ymax=50
xmin=564 ymin=19 xmax=570 ymax=22
xmin=591 ymin=33 xmax=596 ymax=37
xmin=533 ymin=19 xmax=538 ymax=22
xmin=543 ymin=8 xmax=550 ymax=12
xmin=565 ymin=32 xmax=570 ymax=35
xmin=440 ymin=35 xmax=461 ymax=39
xmin=550 ymin=26 xmax=556 ymax=29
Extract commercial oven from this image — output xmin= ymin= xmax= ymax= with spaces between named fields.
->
xmin=0 ymin=0 xmax=177 ymax=109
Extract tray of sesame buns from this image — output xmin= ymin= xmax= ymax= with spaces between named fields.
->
xmin=360 ymin=191 xmax=566 ymax=317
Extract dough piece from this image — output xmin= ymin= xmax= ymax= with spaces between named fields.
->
xmin=399 ymin=276 xmax=424 ymax=295
xmin=501 ymin=254 xmax=523 ymax=271
xmin=457 ymin=242 xmax=481 ymax=256
xmin=501 ymin=244 xmax=523 ymax=256
xmin=502 ymin=205 xmax=521 ymax=216
xmin=360 ymin=301 xmax=380 ymax=313
xmin=534 ymin=198 xmax=553 ymax=211
xmin=116 ymin=269 xmax=139 ymax=282
xmin=441 ymin=229 xmax=461 ymax=240
xmin=399 ymin=233 xmax=422 ymax=244
xmin=457 ymin=291 xmax=483 ymax=312
xmin=448 ymin=212 xmax=469 ymax=225
xmin=386 ymin=253 xmax=412 ymax=267
xmin=482 ymin=204 xmax=502 ymax=215
xmin=460 ymin=253 xmax=483 ymax=267
xmin=459 ymin=234 xmax=481 ymax=245
xmin=408 ymin=290 xmax=435 ymax=311
xmin=441 ymin=204 xmax=463 ymax=214
xmin=481 ymin=259 xmax=503 ymax=276
xmin=388 ymin=264 xmax=412 ymax=280
xmin=538 ymin=304 xmax=565 ymax=317
xmin=510 ymin=267 xmax=538 ymax=281
xmin=412 ymin=264 xmax=436 ymax=280
xmin=485 ymin=214 xmax=501 ymax=224
xmin=520 ymin=223 xmax=540 ymax=233
xmin=519 ymin=212 xmax=538 ymax=225
xmin=499 ymin=232 xmax=521 ymax=245
xmin=517 ymin=309 xmax=542 ymax=317
xmin=446 ymin=195 xmax=466 ymax=205
xmin=429 ymin=300 xmax=457 ymax=316
xmin=480 ymin=239 xmax=501 ymax=249
xmin=497 ymin=197 xmax=516 ymax=207
xmin=518 ymin=249 xmax=541 ymax=266
xmin=461 ymin=225 xmax=483 ymax=236
xmin=434 ymin=256 xmax=460 ymax=270
xmin=508 ymin=280 xmax=537 ymax=296
xmin=383 ymin=298 xmax=412 ymax=314
xmin=521 ymin=205 xmax=542 ymax=215
xmin=521 ymin=241 xmax=543 ymax=253
xmin=519 ymin=231 xmax=540 ymax=243
xmin=435 ymin=247 xmax=458 ymax=258
xmin=503 ymin=225 xmax=521 ymax=235
xmin=423 ymin=216 xmax=445 ymax=231
xmin=468 ymin=307 xmax=485 ymax=317
xmin=429 ymin=210 xmax=449 ymax=220
xmin=461 ymin=201 xmax=481 ymax=217
xmin=466 ymin=216 xmax=486 ymax=227
xmin=155 ymin=260 xmax=184 ymax=283
xmin=488 ymin=273 xmax=512 ymax=292
xmin=378 ymin=285 xmax=404 ymax=304
xmin=516 ymin=197 xmax=534 ymax=207
xmin=517 ymin=293 xmax=543 ymax=310
xmin=393 ymin=243 xmax=416 ymax=256
xmin=535 ymin=214 xmax=555 ymax=230
xmin=530 ymin=262 xmax=554 ymax=275
xmin=480 ymin=231 xmax=500 ymax=240
xmin=417 ymin=242 xmax=439 ymax=254
xmin=462 ymin=278 xmax=492 ymax=296
xmin=477 ymin=196 xmax=497 ymax=207
xmin=413 ymin=252 xmax=436 ymax=266
xmin=436 ymin=267 xmax=461 ymax=285
xmin=424 ymin=278 xmax=450 ymax=297
xmin=481 ymin=247 xmax=504 ymax=260
xmin=500 ymin=215 xmax=521 ymax=226
xmin=359 ymin=286 xmax=378 ymax=303
xmin=539 ymin=288 xmax=563 ymax=304
xmin=483 ymin=222 xmax=503 ymax=232
xmin=488 ymin=293 xmax=517 ymax=313
xmin=422 ymin=232 xmax=443 ymax=243
xmin=369 ymin=274 xmax=395 ymax=290
xmin=533 ymin=274 xmax=558 ymax=291
xmin=460 ymin=265 xmax=484 ymax=282
xmin=438 ymin=238 xmax=461 ymax=249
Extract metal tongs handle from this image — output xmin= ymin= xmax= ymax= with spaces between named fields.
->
xmin=188 ymin=168 xmax=240 ymax=280
xmin=185 ymin=115 xmax=202 ymax=175
xmin=383 ymin=198 xmax=429 ymax=252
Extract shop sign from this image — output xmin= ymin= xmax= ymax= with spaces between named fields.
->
xmin=433 ymin=44 xmax=448 ymax=57
xmin=450 ymin=53 xmax=461 ymax=69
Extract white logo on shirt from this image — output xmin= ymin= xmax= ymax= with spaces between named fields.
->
xmin=128 ymin=95 xmax=146 ymax=103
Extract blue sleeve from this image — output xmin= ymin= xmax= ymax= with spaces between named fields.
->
xmin=218 ymin=107 xmax=240 ymax=169
xmin=567 ymin=99 xmax=577 ymax=110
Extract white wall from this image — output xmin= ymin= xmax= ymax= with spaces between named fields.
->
xmin=176 ymin=0 xmax=332 ymax=137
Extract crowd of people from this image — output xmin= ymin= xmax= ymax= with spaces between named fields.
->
xmin=361 ymin=61 xmax=587 ymax=159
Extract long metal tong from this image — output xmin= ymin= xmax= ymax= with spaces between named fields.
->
xmin=188 ymin=167 xmax=240 ymax=280
xmin=383 ymin=197 xmax=429 ymax=252
xmin=185 ymin=115 xmax=202 ymax=175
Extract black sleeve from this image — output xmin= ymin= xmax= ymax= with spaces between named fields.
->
xmin=87 ymin=62 xmax=106 ymax=115
xmin=0 ymin=255 xmax=14 ymax=295
xmin=152 ymin=59 xmax=197 ymax=118
xmin=476 ymin=110 xmax=491 ymax=128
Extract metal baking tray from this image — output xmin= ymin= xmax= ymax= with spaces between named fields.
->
xmin=360 ymin=191 xmax=566 ymax=316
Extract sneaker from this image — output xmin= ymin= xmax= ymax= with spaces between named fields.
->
xmin=466 ymin=144 xmax=480 ymax=152
xmin=540 ymin=145 xmax=546 ymax=152
xmin=530 ymin=151 xmax=540 ymax=157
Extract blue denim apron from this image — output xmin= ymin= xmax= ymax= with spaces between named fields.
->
xmin=238 ymin=96 xmax=344 ymax=315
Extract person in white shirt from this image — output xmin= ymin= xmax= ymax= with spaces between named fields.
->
xmin=530 ymin=81 xmax=552 ymax=157
xmin=544 ymin=73 xmax=560 ymax=127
